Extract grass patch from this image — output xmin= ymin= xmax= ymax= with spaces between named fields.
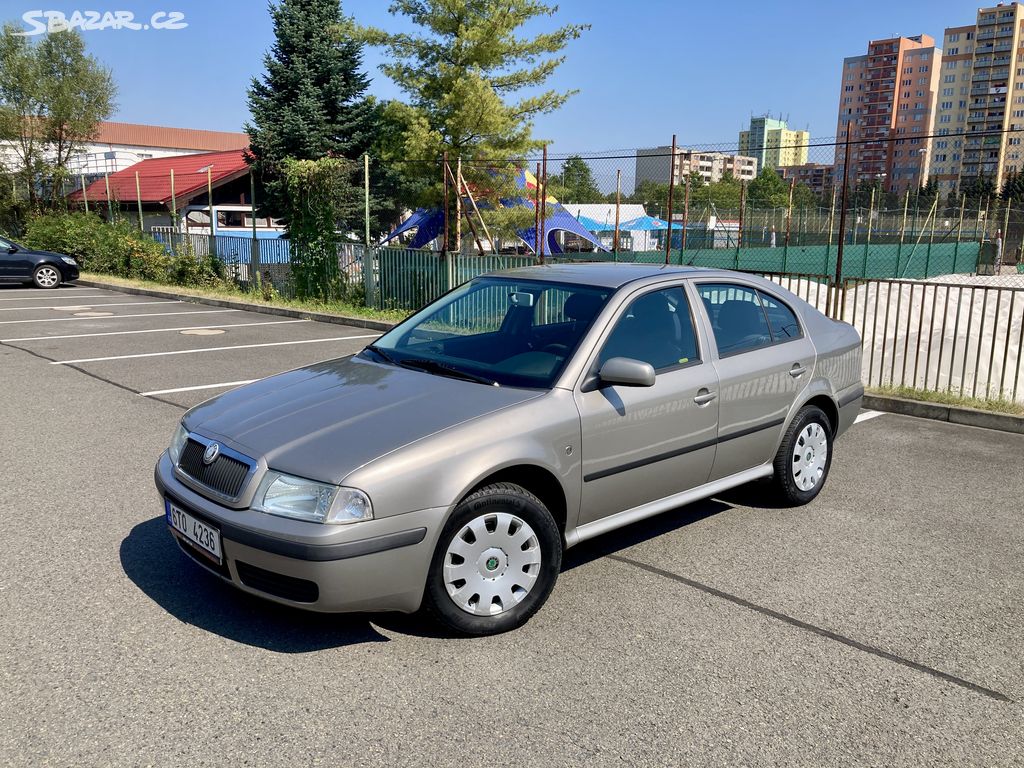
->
xmin=81 ymin=272 xmax=409 ymax=325
xmin=868 ymin=385 xmax=1024 ymax=416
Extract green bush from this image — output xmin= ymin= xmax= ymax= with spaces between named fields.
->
xmin=23 ymin=212 xmax=171 ymax=280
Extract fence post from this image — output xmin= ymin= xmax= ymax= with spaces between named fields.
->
xmin=665 ymin=134 xmax=677 ymax=265
xmin=80 ymin=173 xmax=89 ymax=213
xmin=362 ymin=244 xmax=376 ymax=308
xmin=363 ymin=153 xmax=371 ymax=252
xmin=680 ymin=174 xmax=690 ymax=262
xmin=540 ymin=144 xmax=548 ymax=264
xmin=833 ymin=122 xmax=853 ymax=317
xmin=135 ymin=171 xmax=144 ymax=231
xmin=249 ymin=170 xmax=261 ymax=291
xmin=103 ymin=172 xmax=113 ymax=221
xmin=169 ymin=168 xmax=177 ymax=256
xmin=442 ymin=151 xmax=450 ymax=255
xmin=613 ymin=169 xmax=621 ymax=260
xmin=533 ymin=161 xmax=542 ymax=262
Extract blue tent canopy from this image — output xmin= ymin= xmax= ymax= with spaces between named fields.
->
xmin=381 ymin=201 xmax=608 ymax=253
xmin=619 ymin=214 xmax=669 ymax=231
xmin=576 ymin=215 xmax=615 ymax=232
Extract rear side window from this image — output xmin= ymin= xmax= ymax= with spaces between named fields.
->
xmin=758 ymin=291 xmax=802 ymax=341
xmin=697 ymin=283 xmax=772 ymax=355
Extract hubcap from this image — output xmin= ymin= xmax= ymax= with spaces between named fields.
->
xmin=37 ymin=268 xmax=59 ymax=287
xmin=792 ymin=422 xmax=828 ymax=491
xmin=443 ymin=512 xmax=542 ymax=616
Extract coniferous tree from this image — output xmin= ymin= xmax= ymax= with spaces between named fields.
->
xmin=246 ymin=0 xmax=374 ymax=227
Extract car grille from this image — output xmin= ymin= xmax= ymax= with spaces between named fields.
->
xmin=178 ymin=438 xmax=252 ymax=499
xmin=235 ymin=561 xmax=320 ymax=603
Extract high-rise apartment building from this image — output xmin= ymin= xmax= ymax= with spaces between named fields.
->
xmin=635 ymin=146 xmax=757 ymax=186
xmin=738 ymin=116 xmax=810 ymax=170
xmin=834 ymin=34 xmax=942 ymax=193
xmin=929 ymin=3 xmax=1024 ymax=195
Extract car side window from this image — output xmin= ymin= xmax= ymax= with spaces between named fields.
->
xmin=758 ymin=290 xmax=802 ymax=341
xmin=0 ymin=237 xmax=11 ymax=250
xmin=697 ymin=283 xmax=772 ymax=356
xmin=598 ymin=286 xmax=699 ymax=371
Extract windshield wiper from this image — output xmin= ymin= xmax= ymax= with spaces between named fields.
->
xmin=398 ymin=358 xmax=499 ymax=387
xmin=363 ymin=343 xmax=399 ymax=365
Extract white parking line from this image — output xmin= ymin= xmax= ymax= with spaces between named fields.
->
xmin=0 ymin=293 xmax=113 ymax=302
xmin=0 ymin=286 xmax=87 ymax=293
xmin=854 ymin=410 xmax=884 ymax=424
xmin=0 ymin=309 xmax=240 ymax=325
xmin=0 ymin=300 xmax=180 ymax=312
xmin=2 ymin=319 xmax=309 ymax=343
xmin=140 ymin=380 xmax=259 ymax=397
xmin=51 ymin=334 xmax=380 ymax=364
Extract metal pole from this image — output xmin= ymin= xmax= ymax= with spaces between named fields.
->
xmin=455 ymin=156 xmax=462 ymax=257
xmin=834 ymin=122 xmax=853 ymax=316
xmin=364 ymin=153 xmax=371 ymax=249
xmin=785 ymin=177 xmax=795 ymax=246
xmin=613 ymin=169 xmax=621 ymax=257
xmin=442 ymin=152 xmax=450 ymax=253
xmin=956 ymin=193 xmax=966 ymax=244
xmin=866 ymin=186 xmax=875 ymax=244
xmin=534 ymin=162 xmax=541 ymax=262
xmin=681 ymin=174 xmax=690 ymax=258
xmin=80 ymin=173 xmax=89 ymax=213
xmin=899 ymin=188 xmax=910 ymax=244
xmin=737 ymin=180 xmax=746 ymax=252
xmin=207 ymin=166 xmax=215 ymax=235
xmin=540 ymin=145 xmax=548 ymax=263
xmin=826 ymin=185 xmax=836 ymax=249
xmin=103 ymin=172 xmax=113 ymax=221
xmin=135 ymin=171 xmax=144 ymax=230
xmin=250 ymin=169 xmax=260 ymax=291
xmin=665 ymin=134 xmax=677 ymax=265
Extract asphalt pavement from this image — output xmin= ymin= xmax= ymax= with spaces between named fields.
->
xmin=1 ymin=283 xmax=1021 ymax=767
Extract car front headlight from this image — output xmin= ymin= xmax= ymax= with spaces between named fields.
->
xmin=60 ymin=256 xmax=77 ymax=265
xmin=168 ymin=423 xmax=188 ymax=465
xmin=253 ymin=471 xmax=373 ymax=525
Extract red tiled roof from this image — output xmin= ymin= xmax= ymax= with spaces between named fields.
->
xmin=70 ymin=150 xmax=250 ymax=206
xmin=93 ymin=121 xmax=248 ymax=151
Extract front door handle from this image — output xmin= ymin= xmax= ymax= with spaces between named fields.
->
xmin=693 ymin=388 xmax=717 ymax=405
xmin=789 ymin=363 xmax=808 ymax=378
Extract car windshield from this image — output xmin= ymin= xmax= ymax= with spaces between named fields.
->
xmin=366 ymin=277 xmax=612 ymax=388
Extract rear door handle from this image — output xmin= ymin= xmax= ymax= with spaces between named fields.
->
xmin=693 ymin=388 xmax=717 ymax=405
xmin=789 ymin=363 xmax=808 ymax=377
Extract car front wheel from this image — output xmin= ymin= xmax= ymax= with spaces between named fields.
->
xmin=423 ymin=482 xmax=562 ymax=636
xmin=772 ymin=405 xmax=833 ymax=505
xmin=33 ymin=264 xmax=61 ymax=289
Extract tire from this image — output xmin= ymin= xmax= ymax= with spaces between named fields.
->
xmin=772 ymin=405 xmax=833 ymax=505
xmin=33 ymin=264 xmax=62 ymax=289
xmin=423 ymin=482 xmax=562 ymax=636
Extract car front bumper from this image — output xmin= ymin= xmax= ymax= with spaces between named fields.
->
xmin=154 ymin=452 xmax=446 ymax=613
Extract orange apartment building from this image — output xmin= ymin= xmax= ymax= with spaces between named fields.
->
xmin=834 ymin=34 xmax=942 ymax=194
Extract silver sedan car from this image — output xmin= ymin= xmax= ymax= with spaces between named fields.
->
xmin=154 ymin=264 xmax=863 ymax=635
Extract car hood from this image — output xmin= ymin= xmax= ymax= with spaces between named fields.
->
xmin=183 ymin=355 xmax=543 ymax=483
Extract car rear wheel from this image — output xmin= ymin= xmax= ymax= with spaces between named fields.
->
xmin=33 ymin=265 xmax=61 ymax=289
xmin=423 ymin=482 xmax=561 ymax=636
xmin=772 ymin=405 xmax=833 ymax=505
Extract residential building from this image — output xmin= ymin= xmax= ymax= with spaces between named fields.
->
xmin=834 ymin=34 xmax=942 ymax=193
xmin=1 ymin=120 xmax=248 ymax=183
xmin=635 ymin=146 xmax=758 ymax=186
xmin=738 ymin=116 xmax=810 ymax=170
xmin=929 ymin=3 xmax=1024 ymax=195
xmin=777 ymin=163 xmax=835 ymax=197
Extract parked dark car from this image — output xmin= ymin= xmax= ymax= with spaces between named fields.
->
xmin=0 ymin=236 xmax=79 ymax=288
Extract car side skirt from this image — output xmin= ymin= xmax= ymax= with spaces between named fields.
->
xmin=566 ymin=463 xmax=774 ymax=547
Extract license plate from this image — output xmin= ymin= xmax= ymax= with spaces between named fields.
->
xmin=166 ymin=500 xmax=223 ymax=564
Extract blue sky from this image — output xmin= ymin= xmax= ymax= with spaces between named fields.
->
xmin=0 ymin=0 xmax=983 ymax=150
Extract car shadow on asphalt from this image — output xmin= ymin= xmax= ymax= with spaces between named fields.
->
xmin=120 ymin=516 xmax=400 ymax=651
xmin=561 ymin=496 xmax=733 ymax=571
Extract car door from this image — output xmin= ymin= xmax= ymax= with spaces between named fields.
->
xmin=0 ymin=237 xmax=26 ymax=279
xmin=695 ymin=281 xmax=815 ymax=482
xmin=574 ymin=283 xmax=720 ymax=526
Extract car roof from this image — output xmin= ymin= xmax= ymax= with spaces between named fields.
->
xmin=484 ymin=262 xmax=742 ymax=289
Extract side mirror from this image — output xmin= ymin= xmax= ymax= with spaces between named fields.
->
xmin=598 ymin=357 xmax=656 ymax=388
xmin=6 ymin=245 xmax=16 ymax=254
